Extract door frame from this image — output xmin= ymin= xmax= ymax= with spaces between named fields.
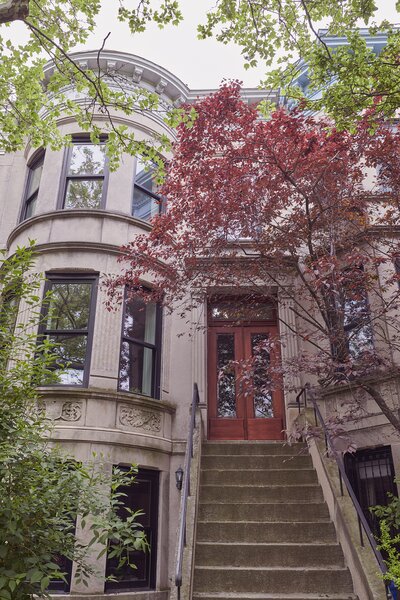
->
xmin=207 ymin=298 xmax=285 ymax=440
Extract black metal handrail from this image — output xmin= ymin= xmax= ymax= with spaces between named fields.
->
xmin=296 ymin=385 xmax=397 ymax=600
xmin=175 ymin=383 xmax=200 ymax=599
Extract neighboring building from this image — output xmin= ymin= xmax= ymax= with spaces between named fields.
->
xmin=0 ymin=47 xmax=399 ymax=600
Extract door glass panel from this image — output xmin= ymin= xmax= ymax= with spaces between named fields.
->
xmin=217 ymin=333 xmax=236 ymax=417
xmin=251 ymin=333 xmax=273 ymax=418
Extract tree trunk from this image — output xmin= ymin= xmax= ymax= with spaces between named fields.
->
xmin=0 ymin=0 xmax=29 ymax=23
xmin=360 ymin=382 xmax=400 ymax=435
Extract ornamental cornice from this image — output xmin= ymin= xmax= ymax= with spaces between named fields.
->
xmin=43 ymin=50 xmax=190 ymax=106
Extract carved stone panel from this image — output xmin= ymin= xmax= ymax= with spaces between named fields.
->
xmin=118 ymin=404 xmax=162 ymax=433
xmin=45 ymin=400 xmax=83 ymax=422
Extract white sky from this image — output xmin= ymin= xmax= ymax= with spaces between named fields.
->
xmin=6 ymin=0 xmax=400 ymax=89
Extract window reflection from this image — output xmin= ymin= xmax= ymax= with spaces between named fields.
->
xmin=119 ymin=293 xmax=161 ymax=397
xmin=63 ymin=143 xmax=107 ymax=210
xmin=22 ymin=151 xmax=45 ymax=221
xmin=251 ymin=333 xmax=273 ymax=418
xmin=41 ymin=278 xmax=96 ymax=386
xmin=217 ymin=333 xmax=236 ymax=417
xmin=132 ymin=158 xmax=163 ymax=222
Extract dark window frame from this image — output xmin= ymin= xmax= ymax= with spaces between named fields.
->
xmin=105 ymin=467 xmax=159 ymax=592
xmin=20 ymin=149 xmax=45 ymax=222
xmin=58 ymin=137 xmax=109 ymax=211
xmin=344 ymin=445 xmax=398 ymax=537
xmin=118 ymin=289 xmax=162 ymax=399
xmin=132 ymin=157 xmax=165 ymax=221
xmin=38 ymin=272 xmax=98 ymax=387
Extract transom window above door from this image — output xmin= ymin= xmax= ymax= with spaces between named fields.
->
xmin=60 ymin=142 xmax=108 ymax=210
xmin=209 ymin=297 xmax=277 ymax=323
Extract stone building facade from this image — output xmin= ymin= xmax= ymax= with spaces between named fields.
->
xmin=0 ymin=47 xmax=399 ymax=599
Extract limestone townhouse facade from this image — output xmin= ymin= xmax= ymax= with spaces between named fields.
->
xmin=0 ymin=43 xmax=400 ymax=600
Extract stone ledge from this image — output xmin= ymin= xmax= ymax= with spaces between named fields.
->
xmin=7 ymin=209 xmax=152 ymax=250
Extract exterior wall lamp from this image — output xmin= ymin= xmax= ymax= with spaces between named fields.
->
xmin=175 ymin=466 xmax=184 ymax=491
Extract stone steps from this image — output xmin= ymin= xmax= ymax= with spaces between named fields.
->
xmin=192 ymin=595 xmax=357 ymax=600
xmin=194 ymin=566 xmax=354 ymax=594
xmin=194 ymin=542 xmax=345 ymax=567
xmin=202 ymin=442 xmax=308 ymax=456
xmin=201 ymin=468 xmax=318 ymax=486
xmin=192 ymin=441 xmax=356 ymax=599
xmin=196 ymin=520 xmax=337 ymax=543
xmin=200 ymin=484 xmax=325 ymax=504
xmin=201 ymin=455 xmax=313 ymax=470
xmin=198 ymin=502 xmax=330 ymax=522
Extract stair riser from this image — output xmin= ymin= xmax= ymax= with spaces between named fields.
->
xmin=200 ymin=485 xmax=324 ymax=503
xmin=202 ymin=455 xmax=312 ymax=470
xmin=201 ymin=469 xmax=317 ymax=485
xmin=195 ymin=543 xmax=344 ymax=567
xmin=198 ymin=502 xmax=330 ymax=522
xmin=193 ymin=568 xmax=353 ymax=594
xmin=196 ymin=521 xmax=337 ymax=543
xmin=203 ymin=443 xmax=308 ymax=456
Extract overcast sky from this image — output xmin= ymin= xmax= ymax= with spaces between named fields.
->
xmin=75 ymin=0 xmax=400 ymax=89
xmin=7 ymin=1 xmax=400 ymax=89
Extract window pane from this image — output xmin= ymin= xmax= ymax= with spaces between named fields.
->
xmin=217 ymin=333 xmax=236 ymax=417
xmin=68 ymin=144 xmax=105 ymax=175
xmin=135 ymin=158 xmax=158 ymax=195
xmin=132 ymin=186 xmax=161 ymax=221
xmin=27 ymin=162 xmax=43 ymax=198
xmin=25 ymin=194 xmax=37 ymax=219
xmin=49 ymin=334 xmax=87 ymax=385
xmin=64 ymin=179 xmax=103 ymax=209
xmin=251 ymin=333 xmax=273 ymax=418
xmin=119 ymin=340 xmax=154 ymax=396
xmin=47 ymin=283 xmax=92 ymax=330
xmin=123 ymin=298 xmax=156 ymax=344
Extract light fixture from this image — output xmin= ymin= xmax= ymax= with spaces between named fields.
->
xmin=175 ymin=466 xmax=184 ymax=491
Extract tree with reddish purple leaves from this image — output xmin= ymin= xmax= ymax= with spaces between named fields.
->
xmin=108 ymin=82 xmax=400 ymax=436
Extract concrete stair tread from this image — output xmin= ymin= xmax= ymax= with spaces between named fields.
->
xmin=197 ymin=520 xmax=331 ymax=524
xmin=196 ymin=541 xmax=340 ymax=546
xmin=193 ymin=592 xmax=357 ymax=600
xmin=194 ymin=566 xmax=349 ymax=572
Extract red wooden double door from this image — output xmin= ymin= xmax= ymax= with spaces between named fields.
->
xmin=207 ymin=303 xmax=285 ymax=440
